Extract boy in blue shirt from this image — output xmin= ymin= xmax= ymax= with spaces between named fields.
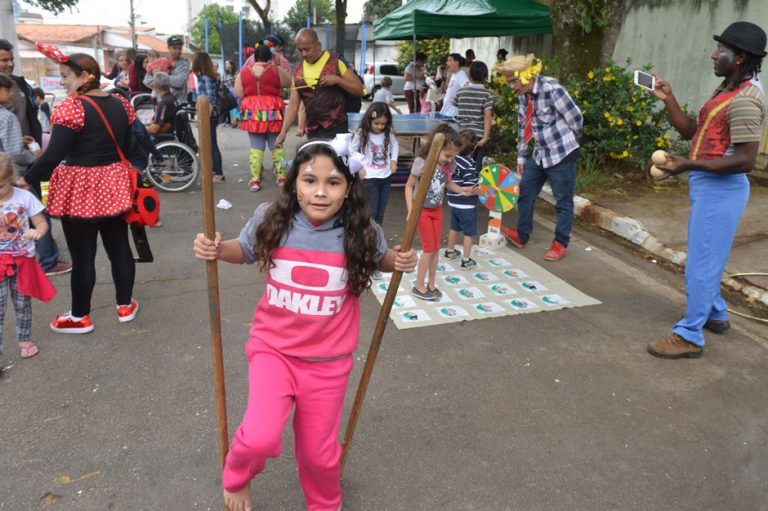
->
xmin=444 ymin=129 xmax=480 ymax=269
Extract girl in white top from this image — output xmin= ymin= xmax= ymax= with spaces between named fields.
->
xmin=349 ymin=102 xmax=399 ymax=226
xmin=440 ymin=53 xmax=469 ymax=117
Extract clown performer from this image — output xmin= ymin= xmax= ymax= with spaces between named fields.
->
xmin=235 ymin=38 xmax=291 ymax=192
xmin=496 ymin=54 xmax=583 ymax=262
xmin=646 ymin=22 xmax=766 ymax=359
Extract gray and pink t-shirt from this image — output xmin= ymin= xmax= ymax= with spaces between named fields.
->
xmin=238 ymin=203 xmax=388 ymax=359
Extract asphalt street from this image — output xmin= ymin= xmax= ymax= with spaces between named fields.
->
xmin=1 ymin=125 xmax=767 ymax=511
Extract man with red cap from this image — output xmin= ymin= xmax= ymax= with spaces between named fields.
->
xmin=647 ymin=21 xmax=766 ymax=359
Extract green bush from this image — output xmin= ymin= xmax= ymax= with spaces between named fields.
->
xmin=395 ymin=39 xmax=450 ymax=74
xmin=567 ymin=60 xmax=673 ymax=169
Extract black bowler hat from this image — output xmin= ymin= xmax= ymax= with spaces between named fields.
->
xmin=714 ymin=21 xmax=767 ymax=58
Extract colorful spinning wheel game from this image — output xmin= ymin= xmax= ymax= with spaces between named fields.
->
xmin=478 ymin=163 xmax=519 ymax=247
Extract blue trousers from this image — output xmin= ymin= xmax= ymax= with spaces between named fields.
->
xmin=209 ymin=116 xmax=223 ymax=175
xmin=363 ymin=177 xmax=391 ymax=226
xmin=472 ymin=145 xmax=486 ymax=174
xmin=673 ymin=171 xmax=749 ymax=346
xmin=516 ymin=156 xmax=577 ymax=247
xmin=29 ymin=185 xmax=60 ymax=272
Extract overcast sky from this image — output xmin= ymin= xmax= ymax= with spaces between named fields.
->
xmin=19 ymin=0 xmax=365 ymax=36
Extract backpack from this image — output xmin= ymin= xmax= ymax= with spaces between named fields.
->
xmin=339 ymin=55 xmax=363 ymax=114
xmin=217 ymin=79 xmax=237 ymax=114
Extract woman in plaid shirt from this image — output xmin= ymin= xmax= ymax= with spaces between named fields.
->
xmin=192 ymin=51 xmax=225 ymax=181
xmin=496 ymin=54 xmax=583 ymax=262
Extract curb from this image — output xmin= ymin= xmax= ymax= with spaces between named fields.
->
xmin=534 ymin=183 xmax=768 ymax=308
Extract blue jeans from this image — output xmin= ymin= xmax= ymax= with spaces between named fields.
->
xmin=363 ymin=177 xmax=391 ymax=226
xmin=472 ymin=145 xmax=486 ymax=174
xmin=29 ymin=185 xmax=60 ymax=271
xmin=516 ymin=155 xmax=577 ymax=247
xmin=209 ymin=116 xmax=223 ymax=174
xmin=673 ymin=171 xmax=749 ymax=346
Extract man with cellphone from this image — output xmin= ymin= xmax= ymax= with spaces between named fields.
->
xmin=495 ymin=54 xmax=583 ymax=262
xmin=646 ymin=22 xmax=766 ymax=359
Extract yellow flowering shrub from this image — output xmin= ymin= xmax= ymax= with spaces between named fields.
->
xmin=568 ymin=60 xmax=675 ymax=168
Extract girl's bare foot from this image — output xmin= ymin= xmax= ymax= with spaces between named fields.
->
xmin=223 ymin=486 xmax=252 ymax=511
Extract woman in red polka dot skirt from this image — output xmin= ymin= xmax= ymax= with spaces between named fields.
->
xmin=18 ymin=49 xmax=139 ymax=334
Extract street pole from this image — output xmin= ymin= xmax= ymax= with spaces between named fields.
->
xmin=238 ymin=11 xmax=243 ymax=70
xmin=129 ymin=0 xmax=137 ymax=50
xmin=205 ymin=15 xmax=209 ymax=53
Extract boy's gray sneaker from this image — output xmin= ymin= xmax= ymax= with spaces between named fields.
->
xmin=460 ymin=257 xmax=477 ymax=270
xmin=412 ymin=286 xmax=439 ymax=301
xmin=429 ymin=287 xmax=443 ymax=300
xmin=444 ymin=249 xmax=461 ymax=259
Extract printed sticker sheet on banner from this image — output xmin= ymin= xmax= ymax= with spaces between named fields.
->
xmin=371 ymin=245 xmax=601 ymax=329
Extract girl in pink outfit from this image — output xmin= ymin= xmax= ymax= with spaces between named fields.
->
xmin=193 ymin=138 xmax=417 ymax=511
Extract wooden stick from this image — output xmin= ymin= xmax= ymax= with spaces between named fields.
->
xmin=340 ymin=133 xmax=445 ymax=476
xmin=197 ymin=96 xmax=230 ymax=469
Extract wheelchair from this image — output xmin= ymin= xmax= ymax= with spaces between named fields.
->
xmin=131 ymin=94 xmax=200 ymax=192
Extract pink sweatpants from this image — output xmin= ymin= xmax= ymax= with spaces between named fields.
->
xmin=222 ymin=336 xmax=353 ymax=511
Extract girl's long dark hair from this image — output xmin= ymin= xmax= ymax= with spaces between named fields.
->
xmin=134 ymin=54 xmax=148 ymax=86
xmin=359 ymin=102 xmax=393 ymax=160
xmin=192 ymin=51 xmax=218 ymax=80
xmin=256 ymin=143 xmax=379 ymax=296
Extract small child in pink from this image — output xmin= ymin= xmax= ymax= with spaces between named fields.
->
xmin=193 ymin=138 xmax=417 ymax=511
xmin=0 ymin=154 xmax=56 ymax=372
xmin=419 ymin=84 xmax=431 ymax=113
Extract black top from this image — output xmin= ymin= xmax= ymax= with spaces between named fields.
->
xmin=24 ymin=95 xmax=132 ymax=185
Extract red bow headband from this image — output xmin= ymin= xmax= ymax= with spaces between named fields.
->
xmin=36 ymin=42 xmax=69 ymax=64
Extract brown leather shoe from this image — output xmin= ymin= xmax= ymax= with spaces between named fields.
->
xmin=647 ymin=333 xmax=703 ymax=359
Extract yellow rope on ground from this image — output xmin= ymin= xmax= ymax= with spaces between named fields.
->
xmin=722 ymin=272 xmax=768 ymax=324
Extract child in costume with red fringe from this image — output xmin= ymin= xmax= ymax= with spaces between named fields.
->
xmin=235 ymin=39 xmax=291 ymax=192
xmin=0 ymin=153 xmax=55 ymax=373
xmin=193 ymin=135 xmax=417 ymax=511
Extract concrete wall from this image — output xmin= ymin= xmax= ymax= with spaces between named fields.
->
xmin=612 ymin=0 xmax=768 ymax=112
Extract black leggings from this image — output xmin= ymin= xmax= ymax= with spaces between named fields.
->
xmin=61 ymin=216 xmax=135 ymax=317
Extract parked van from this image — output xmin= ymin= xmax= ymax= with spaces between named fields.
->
xmin=363 ymin=62 xmax=405 ymax=98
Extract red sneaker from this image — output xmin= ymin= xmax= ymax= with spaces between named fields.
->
xmin=500 ymin=226 xmax=526 ymax=248
xmin=544 ymin=240 xmax=567 ymax=261
xmin=117 ymin=299 xmax=139 ymax=323
xmin=50 ymin=312 xmax=94 ymax=334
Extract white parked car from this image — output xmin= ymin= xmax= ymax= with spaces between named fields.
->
xmin=363 ymin=62 xmax=405 ymax=99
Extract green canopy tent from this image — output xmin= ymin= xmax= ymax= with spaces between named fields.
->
xmin=373 ymin=0 xmax=552 ymax=40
